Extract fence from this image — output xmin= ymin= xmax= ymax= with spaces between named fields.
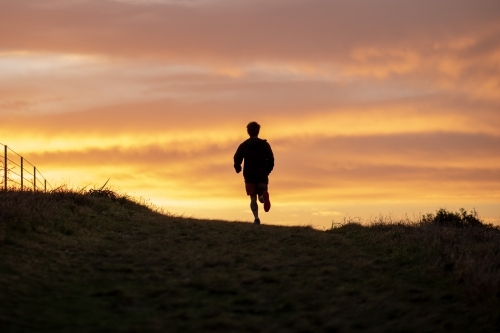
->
xmin=0 ymin=143 xmax=52 ymax=192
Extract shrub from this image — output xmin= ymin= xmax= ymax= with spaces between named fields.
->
xmin=421 ymin=208 xmax=484 ymax=228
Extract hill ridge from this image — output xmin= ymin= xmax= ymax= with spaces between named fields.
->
xmin=0 ymin=190 xmax=499 ymax=332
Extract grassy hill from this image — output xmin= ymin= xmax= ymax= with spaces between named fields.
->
xmin=0 ymin=189 xmax=499 ymax=332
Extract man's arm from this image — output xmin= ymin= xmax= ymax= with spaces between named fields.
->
xmin=233 ymin=144 xmax=244 ymax=173
xmin=266 ymin=142 xmax=274 ymax=174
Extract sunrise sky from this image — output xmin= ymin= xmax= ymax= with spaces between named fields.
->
xmin=1 ymin=0 xmax=499 ymax=228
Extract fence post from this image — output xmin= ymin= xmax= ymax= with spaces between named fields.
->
xmin=4 ymin=145 xmax=7 ymax=191
xmin=20 ymin=156 xmax=24 ymax=190
xmin=34 ymin=166 xmax=36 ymax=192
xmin=44 ymin=179 xmax=47 ymax=192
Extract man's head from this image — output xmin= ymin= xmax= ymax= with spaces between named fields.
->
xmin=247 ymin=121 xmax=260 ymax=137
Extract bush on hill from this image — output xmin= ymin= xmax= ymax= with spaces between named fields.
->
xmin=421 ymin=208 xmax=484 ymax=228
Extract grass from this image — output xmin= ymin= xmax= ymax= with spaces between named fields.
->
xmin=0 ymin=188 xmax=499 ymax=332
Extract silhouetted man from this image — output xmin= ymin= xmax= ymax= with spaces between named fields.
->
xmin=234 ymin=121 xmax=274 ymax=225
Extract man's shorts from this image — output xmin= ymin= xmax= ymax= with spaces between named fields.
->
xmin=245 ymin=182 xmax=268 ymax=196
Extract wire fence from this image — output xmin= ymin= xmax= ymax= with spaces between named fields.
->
xmin=0 ymin=143 xmax=53 ymax=192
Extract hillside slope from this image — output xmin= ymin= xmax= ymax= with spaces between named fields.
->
xmin=0 ymin=190 xmax=499 ymax=332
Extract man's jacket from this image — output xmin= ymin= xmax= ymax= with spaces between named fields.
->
xmin=233 ymin=138 xmax=274 ymax=183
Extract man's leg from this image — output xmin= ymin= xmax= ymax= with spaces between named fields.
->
xmin=250 ymin=194 xmax=260 ymax=224
xmin=257 ymin=183 xmax=271 ymax=212
xmin=262 ymin=191 xmax=271 ymax=212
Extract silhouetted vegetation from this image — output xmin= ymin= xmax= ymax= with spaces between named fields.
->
xmin=422 ymin=208 xmax=484 ymax=228
xmin=330 ymin=210 xmax=500 ymax=308
xmin=0 ymin=190 xmax=499 ymax=332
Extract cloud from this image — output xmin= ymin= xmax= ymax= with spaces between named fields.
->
xmin=2 ymin=0 xmax=499 ymax=62
xmin=11 ymin=131 xmax=496 ymax=204
xmin=312 ymin=210 xmax=343 ymax=217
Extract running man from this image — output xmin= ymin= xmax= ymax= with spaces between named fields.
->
xmin=234 ymin=121 xmax=274 ymax=225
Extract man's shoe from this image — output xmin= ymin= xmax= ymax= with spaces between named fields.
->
xmin=258 ymin=194 xmax=265 ymax=203
xmin=254 ymin=218 xmax=261 ymax=225
xmin=263 ymin=191 xmax=271 ymax=212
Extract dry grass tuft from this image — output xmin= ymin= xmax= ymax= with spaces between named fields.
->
xmin=0 ymin=186 xmax=158 ymax=239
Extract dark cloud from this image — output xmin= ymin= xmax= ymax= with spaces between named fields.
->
xmin=1 ymin=0 xmax=499 ymax=62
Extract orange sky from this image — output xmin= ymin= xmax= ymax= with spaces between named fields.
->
xmin=1 ymin=0 xmax=499 ymax=228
